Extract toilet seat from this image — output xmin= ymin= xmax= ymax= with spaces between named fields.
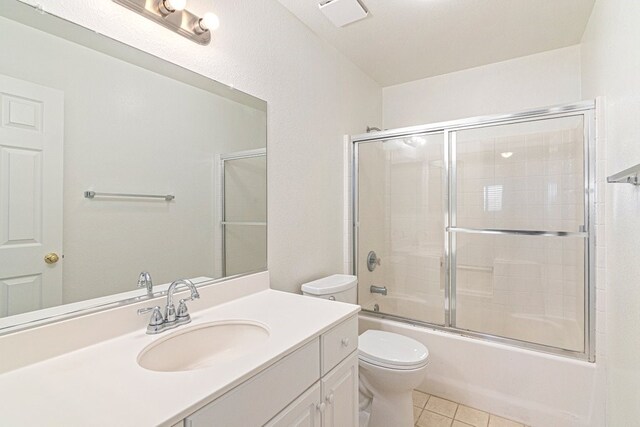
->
xmin=359 ymin=330 xmax=429 ymax=370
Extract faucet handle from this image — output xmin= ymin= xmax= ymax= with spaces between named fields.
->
xmin=176 ymin=299 xmax=191 ymax=323
xmin=137 ymin=306 xmax=164 ymax=334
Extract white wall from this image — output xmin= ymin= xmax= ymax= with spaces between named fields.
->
xmin=382 ymin=46 xmax=582 ymax=129
xmin=581 ymin=0 xmax=640 ymax=424
xmin=21 ymin=0 xmax=382 ymax=294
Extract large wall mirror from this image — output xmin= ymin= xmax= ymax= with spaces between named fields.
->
xmin=0 ymin=0 xmax=267 ymax=332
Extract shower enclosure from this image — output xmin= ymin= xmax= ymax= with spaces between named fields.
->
xmin=219 ymin=148 xmax=267 ymax=277
xmin=353 ymin=101 xmax=595 ymax=360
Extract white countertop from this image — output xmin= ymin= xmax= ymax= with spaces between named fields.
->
xmin=0 ymin=288 xmax=359 ymax=426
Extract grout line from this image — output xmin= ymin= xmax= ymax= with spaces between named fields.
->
xmin=452 ymin=401 xmax=459 ymax=419
xmin=419 ymin=391 xmax=523 ymax=427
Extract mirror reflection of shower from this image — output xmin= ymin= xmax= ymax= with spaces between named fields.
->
xmin=218 ymin=149 xmax=267 ymax=277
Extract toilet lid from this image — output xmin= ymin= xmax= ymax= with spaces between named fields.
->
xmin=359 ymin=330 xmax=429 ymax=369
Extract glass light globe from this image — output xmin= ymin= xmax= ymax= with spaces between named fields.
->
xmin=199 ymin=12 xmax=220 ymax=31
xmin=164 ymin=0 xmax=186 ymax=11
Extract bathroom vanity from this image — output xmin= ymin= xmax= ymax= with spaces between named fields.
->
xmin=0 ymin=272 xmax=360 ymax=426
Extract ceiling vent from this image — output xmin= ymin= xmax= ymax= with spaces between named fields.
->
xmin=319 ymin=0 xmax=368 ymax=27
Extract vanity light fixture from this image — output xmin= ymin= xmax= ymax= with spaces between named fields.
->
xmin=112 ymin=0 xmax=219 ymax=45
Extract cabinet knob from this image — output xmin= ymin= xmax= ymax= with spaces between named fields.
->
xmin=316 ymin=402 xmax=326 ymax=412
xmin=341 ymin=337 xmax=350 ymax=347
xmin=326 ymin=393 xmax=335 ymax=404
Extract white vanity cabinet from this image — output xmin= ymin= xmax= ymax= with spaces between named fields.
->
xmin=265 ymin=382 xmax=322 ymax=427
xmin=321 ymin=352 xmax=359 ymax=427
xmin=267 ymin=352 xmax=358 ymax=427
xmin=182 ymin=315 xmax=358 ymax=427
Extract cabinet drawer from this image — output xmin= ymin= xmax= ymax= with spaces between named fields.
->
xmin=185 ymin=338 xmax=320 ymax=427
xmin=321 ymin=316 xmax=358 ymax=375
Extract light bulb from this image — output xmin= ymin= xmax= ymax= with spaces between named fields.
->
xmin=164 ymin=0 xmax=186 ymax=12
xmin=501 ymin=152 xmax=513 ymax=159
xmin=199 ymin=12 xmax=220 ymax=31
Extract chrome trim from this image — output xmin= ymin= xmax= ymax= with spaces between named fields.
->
xmin=84 ymin=191 xmax=175 ymax=201
xmin=369 ymin=285 xmax=388 ymax=296
xmin=137 ymin=271 xmax=153 ymax=296
xmin=449 ymin=131 xmax=457 ymax=327
xmin=351 ymin=100 xmax=596 ymax=143
xmin=221 ymin=154 xmax=227 ymax=277
xmin=443 ymin=130 xmax=450 ymax=327
xmin=606 ymin=163 xmax=640 ymax=185
xmin=220 ymin=221 xmax=267 ymax=226
xmin=112 ymin=0 xmax=212 ymax=45
xmin=447 ymin=227 xmax=588 ymax=238
xmin=359 ymin=311 xmax=591 ymax=361
xmin=352 ymin=141 xmax=360 ymax=288
xmin=366 ymin=251 xmax=381 ymax=272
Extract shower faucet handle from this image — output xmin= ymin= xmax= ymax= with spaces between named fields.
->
xmin=367 ymin=251 xmax=381 ymax=271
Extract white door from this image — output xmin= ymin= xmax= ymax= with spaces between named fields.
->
xmin=0 ymin=74 xmax=64 ymax=317
xmin=322 ymin=352 xmax=359 ymax=427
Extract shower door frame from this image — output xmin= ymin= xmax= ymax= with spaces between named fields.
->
xmin=352 ymin=100 xmax=596 ymax=361
xmin=219 ymin=148 xmax=267 ymax=277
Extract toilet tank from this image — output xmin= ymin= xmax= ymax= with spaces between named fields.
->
xmin=301 ymin=274 xmax=357 ymax=304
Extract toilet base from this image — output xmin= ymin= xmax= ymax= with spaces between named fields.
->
xmin=368 ymin=389 xmax=413 ymax=427
xmin=359 ymin=360 xmax=428 ymax=427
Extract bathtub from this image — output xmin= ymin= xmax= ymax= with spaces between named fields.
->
xmin=362 ymin=291 xmax=585 ymax=352
xmin=358 ymin=313 xmax=605 ymax=427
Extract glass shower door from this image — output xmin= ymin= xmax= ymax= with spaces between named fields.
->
xmin=356 ymin=133 xmax=445 ymax=325
xmin=449 ymin=115 xmax=588 ymax=352
xmin=221 ymin=150 xmax=267 ymax=276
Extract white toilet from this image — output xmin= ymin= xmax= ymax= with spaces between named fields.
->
xmin=301 ymin=274 xmax=429 ymax=427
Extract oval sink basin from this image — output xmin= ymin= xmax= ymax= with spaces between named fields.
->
xmin=137 ymin=320 xmax=270 ymax=372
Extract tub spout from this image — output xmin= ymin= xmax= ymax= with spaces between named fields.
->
xmin=370 ymin=285 xmax=387 ymax=296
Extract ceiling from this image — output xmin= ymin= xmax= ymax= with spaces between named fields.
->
xmin=276 ymin=0 xmax=596 ymax=86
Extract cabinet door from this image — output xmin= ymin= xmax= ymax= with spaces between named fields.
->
xmin=321 ymin=352 xmax=358 ymax=427
xmin=265 ymin=382 xmax=322 ymax=427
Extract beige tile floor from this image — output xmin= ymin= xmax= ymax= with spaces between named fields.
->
xmin=412 ymin=391 xmax=530 ymax=427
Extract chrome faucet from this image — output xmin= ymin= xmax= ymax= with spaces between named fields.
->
xmin=370 ymin=285 xmax=388 ymax=296
xmin=137 ymin=271 xmax=153 ymax=296
xmin=165 ymin=279 xmax=200 ymax=324
xmin=137 ymin=279 xmax=200 ymax=334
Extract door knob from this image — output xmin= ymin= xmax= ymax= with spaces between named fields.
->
xmin=44 ymin=253 xmax=60 ymax=264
